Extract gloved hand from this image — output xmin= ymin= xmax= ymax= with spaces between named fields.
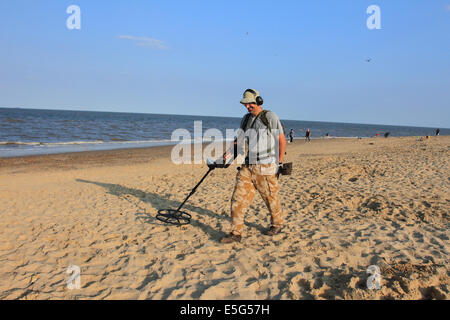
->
xmin=276 ymin=163 xmax=283 ymax=179
xmin=207 ymin=158 xmax=231 ymax=170
xmin=276 ymin=162 xmax=293 ymax=179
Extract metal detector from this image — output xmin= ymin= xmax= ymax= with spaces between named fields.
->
xmin=156 ymin=159 xmax=230 ymax=226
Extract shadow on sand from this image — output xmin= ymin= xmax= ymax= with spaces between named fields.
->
xmin=75 ymin=179 xmax=266 ymax=240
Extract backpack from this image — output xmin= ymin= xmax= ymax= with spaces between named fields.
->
xmin=238 ymin=110 xmax=287 ymax=161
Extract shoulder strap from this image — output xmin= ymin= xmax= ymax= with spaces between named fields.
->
xmin=263 ymin=110 xmax=286 ymax=135
xmin=240 ymin=113 xmax=252 ymax=130
xmin=259 ymin=110 xmax=272 ymax=132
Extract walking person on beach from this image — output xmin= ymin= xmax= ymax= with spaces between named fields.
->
xmin=436 ymin=128 xmax=440 ymax=136
xmin=289 ymin=129 xmax=294 ymax=143
xmin=305 ymin=129 xmax=311 ymax=142
xmin=220 ymin=89 xmax=286 ymax=243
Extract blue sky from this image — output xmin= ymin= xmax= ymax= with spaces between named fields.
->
xmin=1 ymin=0 xmax=449 ymax=128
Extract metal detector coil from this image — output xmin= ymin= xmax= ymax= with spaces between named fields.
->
xmin=155 ymin=209 xmax=191 ymax=226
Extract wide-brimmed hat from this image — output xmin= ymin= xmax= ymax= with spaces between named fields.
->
xmin=240 ymin=89 xmax=260 ymax=105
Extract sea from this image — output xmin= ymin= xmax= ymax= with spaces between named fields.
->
xmin=0 ymin=107 xmax=447 ymax=158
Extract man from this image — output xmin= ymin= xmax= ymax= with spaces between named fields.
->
xmin=220 ymin=89 xmax=286 ymax=243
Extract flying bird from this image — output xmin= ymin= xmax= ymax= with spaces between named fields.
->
xmin=365 ymin=58 xmax=372 ymax=62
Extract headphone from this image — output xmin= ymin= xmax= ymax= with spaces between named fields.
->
xmin=245 ymin=89 xmax=264 ymax=106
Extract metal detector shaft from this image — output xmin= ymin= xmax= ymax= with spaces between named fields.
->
xmin=176 ymin=167 xmax=214 ymax=211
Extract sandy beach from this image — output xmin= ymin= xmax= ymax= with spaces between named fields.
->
xmin=0 ymin=136 xmax=448 ymax=300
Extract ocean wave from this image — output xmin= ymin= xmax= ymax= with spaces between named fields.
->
xmin=0 ymin=140 xmax=104 ymax=147
xmin=0 ymin=141 xmax=42 ymax=146
xmin=1 ymin=118 xmax=25 ymax=124
xmin=0 ymin=137 xmax=239 ymax=148
xmin=0 ymin=139 xmax=181 ymax=147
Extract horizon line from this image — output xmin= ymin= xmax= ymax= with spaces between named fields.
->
xmin=0 ymin=106 xmax=448 ymax=130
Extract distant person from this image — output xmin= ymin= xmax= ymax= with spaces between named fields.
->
xmin=289 ymin=129 xmax=294 ymax=143
xmin=325 ymin=133 xmax=329 ymax=138
xmin=384 ymin=132 xmax=390 ymax=138
xmin=305 ymin=129 xmax=311 ymax=142
xmin=436 ymin=128 xmax=440 ymax=136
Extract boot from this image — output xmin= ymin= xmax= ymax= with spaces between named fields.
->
xmin=220 ymin=233 xmax=242 ymax=243
xmin=265 ymin=226 xmax=282 ymax=236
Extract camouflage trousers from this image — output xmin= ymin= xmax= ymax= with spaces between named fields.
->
xmin=230 ymin=164 xmax=283 ymax=236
